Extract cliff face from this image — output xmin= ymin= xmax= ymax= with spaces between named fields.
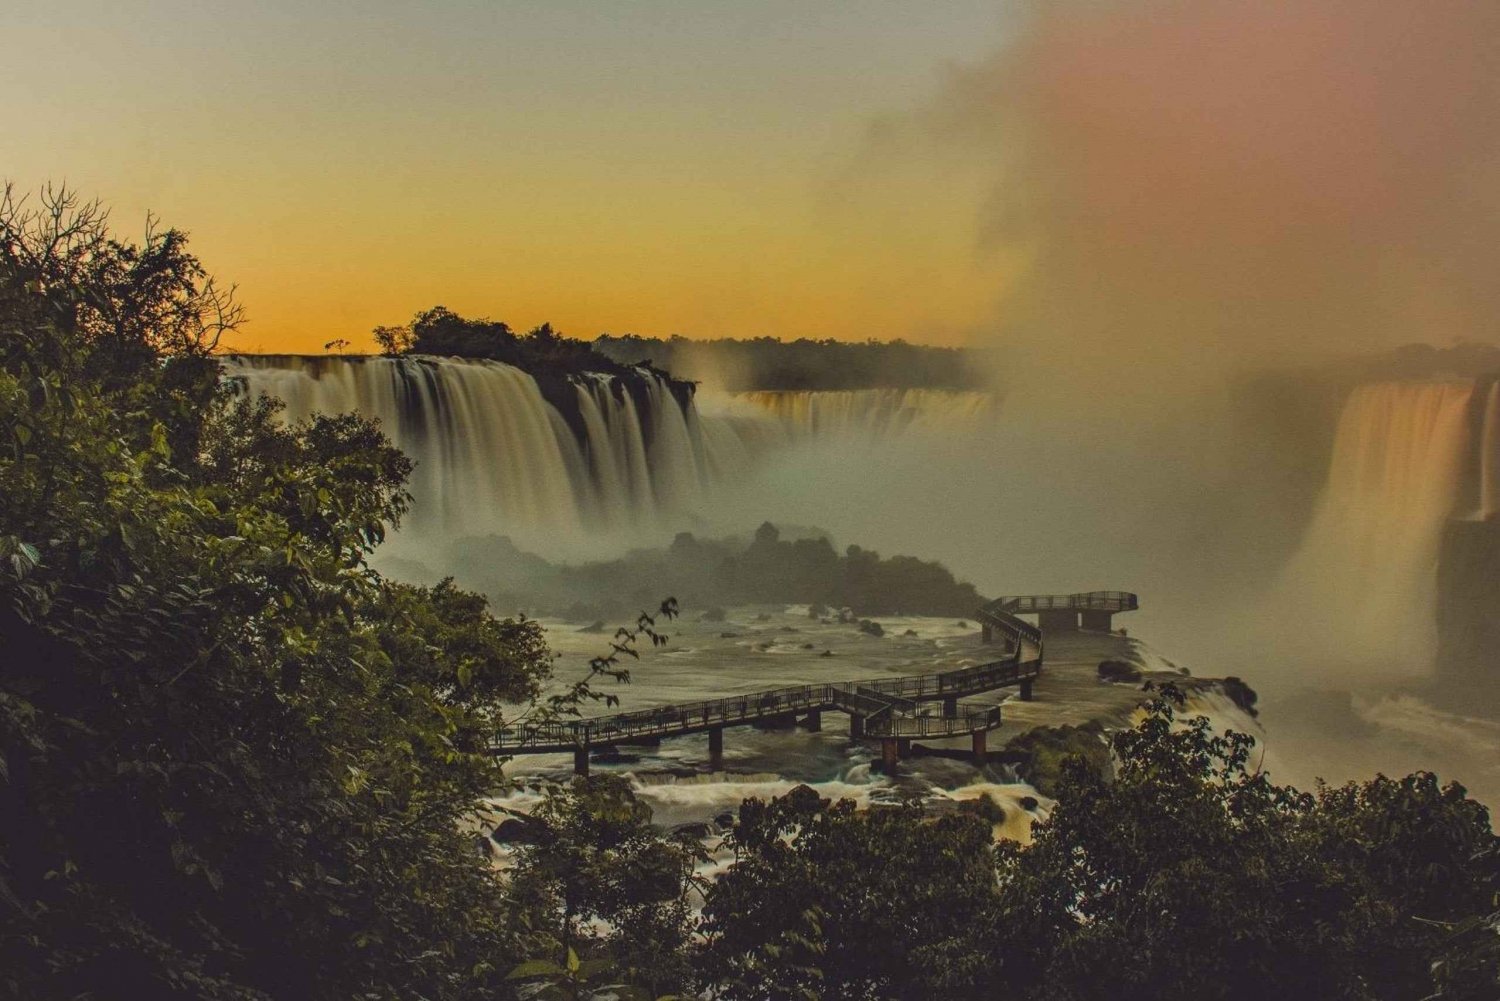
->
xmin=1435 ymin=519 xmax=1500 ymax=712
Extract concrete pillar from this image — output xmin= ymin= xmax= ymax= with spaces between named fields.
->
xmin=708 ymin=727 xmax=724 ymax=769
xmin=896 ymin=738 xmax=911 ymax=758
xmin=981 ymin=623 xmax=993 ymax=644
xmin=804 ymin=711 xmax=822 ymax=732
xmin=972 ymin=731 xmax=987 ymax=766
xmin=1019 ymin=679 xmax=1034 ymax=702
xmin=1081 ymin=610 xmax=1114 ymax=632
xmin=573 ymin=747 xmax=590 ymax=777
xmin=850 ymin=715 xmax=864 ymax=739
xmin=881 ymin=738 xmax=899 ymax=772
xmin=1039 ymin=609 xmax=1079 ymax=634
xmin=943 ymin=697 xmax=958 ymax=718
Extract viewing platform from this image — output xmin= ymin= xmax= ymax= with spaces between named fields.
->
xmin=493 ymin=600 xmax=1044 ymax=775
xmin=988 ymin=591 xmax=1139 ymax=635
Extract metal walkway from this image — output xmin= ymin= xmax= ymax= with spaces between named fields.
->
xmin=492 ymin=599 xmax=1048 ymax=773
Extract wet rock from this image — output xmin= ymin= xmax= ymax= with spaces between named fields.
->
xmin=719 ymin=631 xmax=740 ymax=639
xmin=956 ymin=620 xmax=969 ymax=629
xmin=1019 ymin=796 xmax=1039 ymax=812
xmin=670 ymin=822 xmax=716 ymax=840
xmin=819 ymin=649 xmax=834 ymax=657
xmin=491 ymin=816 xmax=545 ymax=845
xmin=1097 ymin=659 xmax=1142 ymax=683
xmin=902 ymin=629 xmax=918 ymax=637
xmin=857 ymin=619 xmax=885 ymax=637
xmin=801 ymin=642 xmax=816 ymax=650
xmin=714 ymin=811 xmax=735 ymax=829
xmin=1220 ymin=676 xmax=1260 ymax=717
xmin=958 ymin=794 xmax=1007 ymax=824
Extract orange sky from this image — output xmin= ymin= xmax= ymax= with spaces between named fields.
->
xmin=5 ymin=2 xmax=1012 ymax=353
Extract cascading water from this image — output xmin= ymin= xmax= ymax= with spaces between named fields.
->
xmin=1479 ymin=381 xmax=1500 ymax=521
xmin=721 ymin=388 xmax=996 ymax=439
xmin=222 ymin=357 xmax=998 ymax=561
xmin=1274 ymin=380 xmax=1476 ymax=675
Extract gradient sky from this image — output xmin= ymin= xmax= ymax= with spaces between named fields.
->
xmin=6 ymin=1 xmax=1012 ymax=352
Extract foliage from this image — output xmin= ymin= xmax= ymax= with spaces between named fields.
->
xmin=992 ymin=686 xmax=1499 ymax=1001
xmin=698 ymin=786 xmax=998 ymax=1000
xmin=507 ymin=777 xmax=700 ymax=1000
xmin=446 ymin=522 xmax=986 ymax=622
xmin=0 ymin=187 xmax=554 ymax=1000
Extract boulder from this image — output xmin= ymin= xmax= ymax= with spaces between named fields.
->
xmin=1097 ymin=659 xmax=1142 ymax=683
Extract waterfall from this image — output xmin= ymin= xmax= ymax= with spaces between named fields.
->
xmin=222 ymin=357 xmax=1000 ymax=561
xmin=723 ymin=389 xmax=996 ymax=439
xmin=1275 ymin=380 xmax=1476 ymax=674
xmin=1480 ymin=382 xmax=1500 ymax=520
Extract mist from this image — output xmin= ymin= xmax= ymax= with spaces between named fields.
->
xmin=768 ymin=0 xmax=1500 ymax=796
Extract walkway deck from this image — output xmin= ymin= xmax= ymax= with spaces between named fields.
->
xmin=491 ymin=592 xmax=1130 ymax=774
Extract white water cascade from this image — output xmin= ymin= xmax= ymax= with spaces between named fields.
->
xmin=222 ymin=357 xmax=998 ymax=561
xmin=1479 ymin=381 xmax=1500 ymax=520
xmin=1274 ymin=381 xmax=1476 ymax=676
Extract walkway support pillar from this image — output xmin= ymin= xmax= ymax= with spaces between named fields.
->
xmin=1081 ymin=610 xmax=1114 ymax=632
xmin=981 ymin=623 xmax=993 ymax=644
xmin=708 ymin=727 xmax=724 ymax=769
xmin=896 ymin=738 xmax=911 ymax=758
xmin=573 ymin=746 xmax=590 ymax=777
xmin=1039 ymin=609 xmax=1079 ymax=634
xmin=1019 ymin=679 xmax=1034 ymax=702
xmin=943 ymin=697 xmax=958 ymax=718
xmin=850 ymin=715 xmax=864 ymax=739
xmin=972 ymin=731 xmax=987 ymax=766
xmin=804 ymin=711 xmax=821 ymax=732
xmin=881 ymin=738 xmax=899 ymax=772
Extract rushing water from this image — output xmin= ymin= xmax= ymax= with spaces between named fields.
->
xmin=1272 ymin=381 xmax=1481 ymax=677
xmin=222 ymin=355 xmax=997 ymax=558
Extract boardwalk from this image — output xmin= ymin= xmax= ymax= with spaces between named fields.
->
xmin=493 ymin=593 xmax=1134 ymax=774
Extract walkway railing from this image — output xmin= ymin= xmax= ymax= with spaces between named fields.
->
xmin=993 ymin=591 xmax=1138 ymax=614
xmin=491 ymin=600 xmax=1046 ymax=756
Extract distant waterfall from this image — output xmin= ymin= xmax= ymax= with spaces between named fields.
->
xmin=1480 ymin=382 xmax=1500 ymax=520
xmin=222 ymin=355 xmax=734 ymax=556
xmin=223 ymin=357 xmax=998 ymax=559
xmin=724 ymin=389 xmax=996 ymax=438
xmin=1276 ymin=381 xmax=1476 ymax=673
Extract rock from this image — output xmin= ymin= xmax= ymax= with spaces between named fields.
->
xmin=958 ymin=793 xmax=1008 ymax=824
xmin=819 ymin=649 xmax=834 ymax=657
xmin=1220 ymin=676 xmax=1260 ymax=717
xmin=578 ymin=620 xmax=606 ymax=634
xmin=1097 ymin=659 xmax=1142 ymax=683
xmin=719 ymin=631 xmax=740 ymax=639
xmin=491 ymin=816 xmax=545 ymax=845
xmin=781 ymin=625 xmax=799 ymax=632
xmin=808 ymin=602 xmax=829 ymax=619
xmin=670 ymin=822 xmax=716 ymax=840
xmin=857 ymin=619 xmax=885 ymax=637
xmin=801 ymin=642 xmax=816 ymax=650
xmin=956 ymin=620 xmax=969 ymax=629
xmin=715 ymin=811 xmax=735 ymax=829
xmin=1019 ymin=796 xmax=1039 ymax=812
xmin=902 ymin=628 xmax=918 ymax=637
xmin=837 ymin=607 xmax=856 ymax=624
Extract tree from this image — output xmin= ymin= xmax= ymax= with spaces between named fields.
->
xmin=371 ymin=323 xmax=413 ymax=356
xmin=509 ymin=776 xmax=700 ymax=999
xmin=698 ymin=786 xmax=998 ymax=1000
xmin=0 ymin=186 xmax=554 ymax=1000
xmin=992 ymin=686 xmax=1499 ymax=1001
